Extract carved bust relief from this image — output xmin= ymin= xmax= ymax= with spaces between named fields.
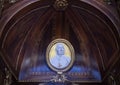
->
xmin=46 ymin=39 xmax=75 ymax=72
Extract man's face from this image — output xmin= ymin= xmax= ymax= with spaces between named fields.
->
xmin=56 ymin=44 xmax=65 ymax=55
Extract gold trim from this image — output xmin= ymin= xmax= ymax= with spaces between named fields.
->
xmin=46 ymin=39 xmax=75 ymax=73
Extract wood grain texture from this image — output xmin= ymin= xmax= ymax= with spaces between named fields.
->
xmin=0 ymin=0 xmax=119 ymax=82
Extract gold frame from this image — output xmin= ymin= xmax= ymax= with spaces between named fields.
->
xmin=46 ymin=39 xmax=75 ymax=72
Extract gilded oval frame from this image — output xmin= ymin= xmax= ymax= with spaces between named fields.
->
xmin=46 ymin=39 xmax=75 ymax=72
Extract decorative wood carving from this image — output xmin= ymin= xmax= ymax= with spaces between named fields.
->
xmin=0 ymin=0 xmax=119 ymax=83
xmin=0 ymin=70 xmax=4 ymax=85
xmin=0 ymin=0 xmax=4 ymax=18
xmin=0 ymin=0 xmax=18 ymax=18
xmin=116 ymin=0 xmax=120 ymax=16
xmin=54 ymin=0 xmax=68 ymax=10
xmin=9 ymin=0 xmax=18 ymax=4
xmin=103 ymin=0 xmax=112 ymax=5
xmin=4 ymin=68 xmax=12 ymax=85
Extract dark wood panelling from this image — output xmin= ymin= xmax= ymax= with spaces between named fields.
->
xmin=0 ymin=0 xmax=119 ymax=83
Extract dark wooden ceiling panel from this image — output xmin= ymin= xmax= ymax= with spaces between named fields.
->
xmin=71 ymin=7 xmax=119 ymax=68
xmin=0 ymin=0 xmax=119 ymax=82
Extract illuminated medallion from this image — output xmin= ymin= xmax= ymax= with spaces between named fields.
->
xmin=46 ymin=39 xmax=75 ymax=73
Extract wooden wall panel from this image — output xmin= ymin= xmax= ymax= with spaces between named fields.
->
xmin=0 ymin=0 xmax=119 ymax=83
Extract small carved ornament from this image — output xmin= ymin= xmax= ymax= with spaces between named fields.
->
xmin=54 ymin=0 xmax=68 ymax=11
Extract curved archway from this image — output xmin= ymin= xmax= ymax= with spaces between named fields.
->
xmin=0 ymin=0 xmax=119 ymax=83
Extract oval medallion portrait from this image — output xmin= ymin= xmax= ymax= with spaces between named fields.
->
xmin=46 ymin=39 xmax=75 ymax=72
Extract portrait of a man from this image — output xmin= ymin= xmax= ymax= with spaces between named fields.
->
xmin=46 ymin=39 xmax=74 ymax=72
xmin=50 ymin=43 xmax=71 ymax=69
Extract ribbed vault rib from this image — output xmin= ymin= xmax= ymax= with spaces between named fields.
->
xmin=0 ymin=0 xmax=119 ymax=83
xmin=69 ymin=7 xmax=105 ymax=76
xmin=18 ymin=8 xmax=55 ymax=73
xmin=0 ymin=0 xmax=53 ymax=38
xmin=2 ymin=5 xmax=50 ymax=49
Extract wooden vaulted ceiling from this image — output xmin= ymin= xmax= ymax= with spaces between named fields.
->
xmin=0 ymin=0 xmax=120 ymax=82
